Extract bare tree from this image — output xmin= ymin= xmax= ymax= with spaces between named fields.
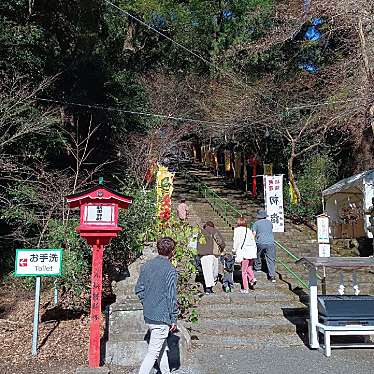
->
xmin=0 ymin=76 xmax=57 ymax=156
xmin=116 ymin=124 xmax=192 ymax=187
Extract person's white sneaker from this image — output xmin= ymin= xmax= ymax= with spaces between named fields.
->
xmin=240 ymin=289 xmax=249 ymax=294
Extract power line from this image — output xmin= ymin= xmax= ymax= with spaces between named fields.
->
xmin=102 ymin=0 xmax=280 ymax=112
xmin=103 ymin=0 xmax=217 ymax=71
xmin=37 ymin=96 xmax=362 ymax=133
xmin=103 ymin=1 xmax=368 ymax=116
xmin=36 ymin=97 xmax=236 ymax=127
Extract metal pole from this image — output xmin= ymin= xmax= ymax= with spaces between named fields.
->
xmin=54 ymin=279 xmax=58 ymax=305
xmin=308 ymin=268 xmax=319 ymax=349
xmin=32 ymin=276 xmax=41 ymax=355
xmin=321 ymin=266 xmax=327 ymax=295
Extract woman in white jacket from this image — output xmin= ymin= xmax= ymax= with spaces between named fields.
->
xmin=233 ymin=217 xmax=257 ymax=294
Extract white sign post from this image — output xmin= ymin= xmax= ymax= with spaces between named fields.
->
xmin=318 ymin=243 xmax=331 ymax=258
xmin=317 ymin=214 xmax=330 ymax=294
xmin=15 ymin=249 xmax=62 ymax=355
xmin=317 ymin=214 xmax=330 ymax=257
xmin=264 ymin=175 xmax=284 ymax=232
xmin=317 ymin=214 xmax=330 ymax=244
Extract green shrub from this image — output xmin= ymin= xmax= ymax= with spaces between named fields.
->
xmin=285 ymin=154 xmax=337 ymax=221
xmin=105 ymin=178 xmax=157 ymax=278
xmin=157 ymin=217 xmax=200 ymax=322
xmin=46 ymin=219 xmax=91 ymax=311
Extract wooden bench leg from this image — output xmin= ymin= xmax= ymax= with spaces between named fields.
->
xmin=324 ymin=332 xmax=331 ymax=357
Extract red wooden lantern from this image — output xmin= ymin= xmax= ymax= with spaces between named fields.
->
xmin=66 ymin=181 xmax=132 ymax=368
xmin=248 ymin=155 xmax=258 ymax=197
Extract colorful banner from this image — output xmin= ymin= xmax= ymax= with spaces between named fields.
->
xmin=264 ymin=163 xmax=273 ymax=176
xmin=264 ymin=175 xmax=284 ymax=232
xmin=201 ymin=145 xmax=207 ymax=165
xmin=224 ymin=150 xmax=231 ymax=172
xmin=214 ymin=152 xmax=219 ymax=175
xmin=234 ymin=152 xmax=242 ymax=179
xmin=289 ymin=181 xmax=299 ymax=205
xmin=156 ymin=165 xmax=174 ymax=221
xmin=243 ymin=160 xmax=248 ymax=191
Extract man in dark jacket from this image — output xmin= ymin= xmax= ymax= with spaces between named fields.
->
xmin=135 ymin=237 xmax=177 ymax=374
xmin=197 ymin=221 xmax=226 ymax=294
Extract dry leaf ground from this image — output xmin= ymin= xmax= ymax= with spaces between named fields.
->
xmin=0 ymin=285 xmax=90 ymax=374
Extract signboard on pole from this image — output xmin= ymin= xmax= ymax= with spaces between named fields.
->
xmin=264 ymin=175 xmax=284 ymax=232
xmin=319 ymin=243 xmax=331 ymax=257
xmin=14 ymin=248 xmax=63 ymax=356
xmin=15 ymin=249 xmax=62 ymax=277
xmin=317 ymin=214 xmax=330 ymax=258
xmin=317 ymin=214 xmax=330 ymax=243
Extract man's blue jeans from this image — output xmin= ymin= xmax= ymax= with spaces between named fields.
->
xmin=254 ymin=243 xmax=276 ymax=277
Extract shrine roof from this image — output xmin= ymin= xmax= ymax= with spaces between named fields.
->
xmin=322 ymin=169 xmax=374 ymax=197
xmin=66 ymin=185 xmax=132 ymax=208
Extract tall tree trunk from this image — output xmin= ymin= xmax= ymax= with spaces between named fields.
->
xmin=358 ymin=18 xmax=374 ymax=84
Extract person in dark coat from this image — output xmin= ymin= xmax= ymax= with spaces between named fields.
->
xmin=197 ymin=221 xmax=226 ymax=294
xmin=220 ymin=252 xmax=235 ymax=292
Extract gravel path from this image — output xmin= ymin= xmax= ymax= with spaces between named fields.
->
xmin=110 ymin=345 xmax=374 ymax=374
xmin=173 ymin=345 xmax=374 ymax=374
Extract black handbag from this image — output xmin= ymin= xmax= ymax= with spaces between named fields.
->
xmin=194 ymin=255 xmax=203 ymax=272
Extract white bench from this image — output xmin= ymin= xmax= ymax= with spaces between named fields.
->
xmin=316 ymin=323 xmax=374 ymax=357
xmin=296 ymin=257 xmax=374 ymax=357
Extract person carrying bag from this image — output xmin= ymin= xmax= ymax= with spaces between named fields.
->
xmin=233 ymin=217 xmax=257 ymax=294
xmin=197 ymin=221 xmax=226 ymax=294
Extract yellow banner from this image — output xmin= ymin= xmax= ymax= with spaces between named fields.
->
xmin=224 ymin=150 xmax=231 ymax=172
xmin=156 ymin=165 xmax=174 ymax=221
xmin=289 ymin=181 xmax=299 ymax=205
xmin=264 ymin=163 xmax=273 ymax=176
xmin=234 ymin=152 xmax=242 ymax=179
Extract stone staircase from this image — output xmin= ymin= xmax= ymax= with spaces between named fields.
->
xmin=180 ymin=163 xmax=374 ymax=296
xmin=172 ymin=168 xmax=309 ymax=373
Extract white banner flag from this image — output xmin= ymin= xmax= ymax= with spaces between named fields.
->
xmin=264 ymin=175 xmax=284 ymax=232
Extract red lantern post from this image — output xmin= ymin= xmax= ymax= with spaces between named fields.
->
xmin=248 ymin=156 xmax=258 ymax=198
xmin=66 ymin=181 xmax=132 ymax=368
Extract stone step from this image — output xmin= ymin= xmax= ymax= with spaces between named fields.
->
xmin=186 ymin=316 xmax=302 ymax=337
xmin=198 ymin=290 xmax=296 ymax=306
xmin=196 ymin=302 xmax=307 ymax=319
xmin=109 ymin=331 xmax=146 ymax=342
xmin=190 ymin=333 xmax=304 ymax=349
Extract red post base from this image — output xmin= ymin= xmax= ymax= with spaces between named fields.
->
xmin=88 ymin=244 xmax=104 ymax=368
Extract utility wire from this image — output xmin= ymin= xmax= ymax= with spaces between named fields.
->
xmin=37 ymin=95 xmax=364 ymax=131
xmin=103 ymin=1 xmax=367 ymax=117
xmin=102 ymin=0 xmax=280 ymax=112
xmin=36 ymin=97 xmax=236 ymax=127
xmin=103 ymin=0 xmax=216 ymax=72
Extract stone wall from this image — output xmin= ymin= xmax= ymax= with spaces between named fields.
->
xmin=106 ymin=243 xmax=191 ymax=369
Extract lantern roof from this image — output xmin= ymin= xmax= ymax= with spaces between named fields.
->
xmin=66 ymin=184 xmax=133 ymax=209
